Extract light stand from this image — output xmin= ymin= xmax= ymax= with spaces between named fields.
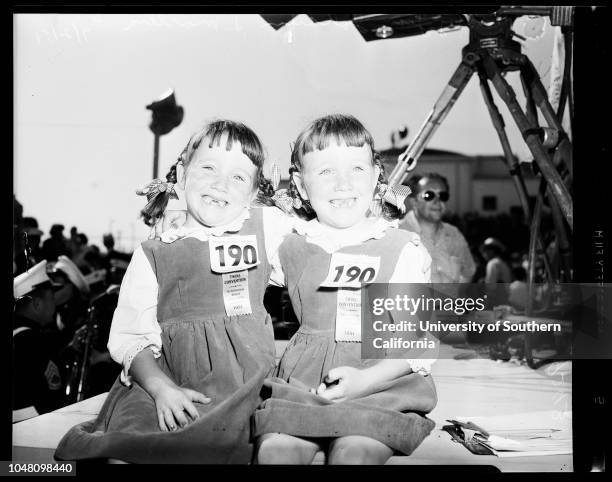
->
xmin=146 ymin=89 xmax=184 ymax=179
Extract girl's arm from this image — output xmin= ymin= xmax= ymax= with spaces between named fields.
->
xmin=316 ymin=360 xmax=413 ymax=402
xmin=107 ymin=245 xmax=162 ymax=385
xmin=263 ymin=206 xmax=295 ymax=288
xmin=107 ymin=245 xmax=209 ymax=430
xmin=129 ymin=349 xmax=210 ymax=431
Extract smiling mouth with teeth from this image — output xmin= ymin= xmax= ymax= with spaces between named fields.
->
xmin=330 ymin=198 xmax=357 ymax=208
xmin=202 ymin=195 xmax=228 ymax=207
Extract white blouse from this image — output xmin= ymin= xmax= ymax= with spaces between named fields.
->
xmin=107 ymin=206 xmax=293 ymax=385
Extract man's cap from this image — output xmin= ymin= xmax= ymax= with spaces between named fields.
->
xmin=48 ymin=255 xmax=91 ymax=296
xmin=24 ymin=226 xmax=43 ymax=236
xmin=23 ymin=217 xmax=43 ymax=237
xmin=13 ymin=260 xmax=62 ymax=300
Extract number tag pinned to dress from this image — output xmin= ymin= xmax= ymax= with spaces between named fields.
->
xmin=209 ymin=235 xmax=260 ymax=274
xmin=221 ymin=270 xmax=253 ymax=316
xmin=320 ymin=253 xmax=380 ymax=288
xmin=335 ymin=288 xmax=362 ymax=342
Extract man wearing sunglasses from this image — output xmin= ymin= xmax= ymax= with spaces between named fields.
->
xmin=400 ymin=173 xmax=476 ymax=284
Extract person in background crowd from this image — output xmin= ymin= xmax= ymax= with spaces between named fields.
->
xmin=13 ymin=196 xmax=25 ymax=274
xmin=49 ymin=255 xmax=121 ymax=401
xmin=49 ymin=256 xmax=91 ymax=334
xmin=480 ymin=237 xmax=512 ymax=284
xmin=400 ymin=173 xmax=476 ymax=284
xmin=69 ymin=227 xmax=80 ymax=255
xmin=479 ymin=237 xmax=513 ymax=306
xmin=82 ymin=245 xmax=106 ymax=273
xmin=42 ymin=224 xmax=72 ymax=262
xmin=102 ymin=233 xmax=132 ymax=285
xmin=13 ymin=261 xmax=70 ymax=421
xmin=508 ymin=266 xmax=528 ymax=311
xmin=102 ymin=233 xmax=132 ymax=266
xmin=14 ymin=216 xmax=44 ymax=274
xmin=23 ymin=217 xmax=44 ymax=263
xmin=71 ymin=233 xmax=90 ymax=273
xmin=45 ymin=256 xmax=95 ymax=403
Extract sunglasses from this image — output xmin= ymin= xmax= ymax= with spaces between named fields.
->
xmin=419 ymin=190 xmax=449 ymax=202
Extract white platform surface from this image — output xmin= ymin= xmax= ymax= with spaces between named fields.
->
xmin=13 ymin=341 xmax=573 ymax=471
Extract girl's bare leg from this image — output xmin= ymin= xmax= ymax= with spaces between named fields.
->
xmin=256 ymin=433 xmax=322 ymax=465
xmin=327 ymin=435 xmax=393 ymax=465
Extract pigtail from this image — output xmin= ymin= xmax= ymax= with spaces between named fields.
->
xmin=254 ymin=172 xmax=277 ymax=207
xmin=372 ymin=153 xmax=401 ymax=221
xmin=288 ymin=148 xmax=316 ymax=220
xmin=138 ymin=160 xmax=180 ymax=227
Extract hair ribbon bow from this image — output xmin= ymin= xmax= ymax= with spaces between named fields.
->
xmin=136 ymin=179 xmax=179 ymax=203
xmin=271 ymin=188 xmax=295 ymax=215
xmin=378 ymin=183 xmax=411 ymax=215
xmin=267 ymin=164 xmax=295 ymax=214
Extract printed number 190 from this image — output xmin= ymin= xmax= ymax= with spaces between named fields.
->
xmin=215 ymin=244 xmax=257 ymax=267
xmin=333 ymin=265 xmax=375 ymax=283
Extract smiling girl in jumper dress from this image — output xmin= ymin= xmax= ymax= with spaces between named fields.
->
xmin=55 ymin=120 xmax=292 ymax=464
xmin=254 ymin=114 xmax=438 ymax=465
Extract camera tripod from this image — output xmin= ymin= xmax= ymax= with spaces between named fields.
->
xmin=387 ymin=13 xmax=574 ymax=290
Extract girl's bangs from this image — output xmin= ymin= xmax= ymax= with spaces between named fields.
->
xmin=204 ymin=122 xmax=264 ymax=167
xmin=299 ymin=118 xmax=374 ymax=157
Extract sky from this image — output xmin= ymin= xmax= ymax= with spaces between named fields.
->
xmin=14 ymin=13 xmax=559 ymax=251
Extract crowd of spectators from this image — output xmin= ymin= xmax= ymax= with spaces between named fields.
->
xmin=12 ymin=196 xmax=132 ymax=417
xmin=13 ymin=196 xmax=131 ymax=281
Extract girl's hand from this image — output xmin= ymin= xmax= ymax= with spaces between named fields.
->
xmin=153 ymin=383 xmax=211 ymax=432
xmin=314 ymin=366 xmax=375 ymax=402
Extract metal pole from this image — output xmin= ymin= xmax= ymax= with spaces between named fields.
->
xmin=153 ymin=133 xmax=160 ymax=179
xmin=387 ymin=57 xmax=476 ymax=188
xmin=478 ymin=71 xmax=532 ymax=220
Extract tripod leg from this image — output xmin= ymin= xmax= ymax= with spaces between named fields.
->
xmin=520 ymin=71 xmax=539 ymax=129
xmin=547 ymin=185 xmax=573 ymax=281
xmin=521 ymin=58 xmax=568 ymax=134
xmin=520 ymin=61 xmax=573 ymax=282
xmin=524 ymin=180 xmax=547 ymax=366
xmin=526 ymin=181 xmax=549 ymax=303
xmin=481 ymin=56 xmax=573 ymax=230
xmin=477 ymin=70 xmax=554 ymax=283
xmin=556 ymin=27 xmax=573 ymax=123
xmin=564 ymin=28 xmax=574 ymax=135
xmin=387 ymin=56 xmax=476 ymax=187
xmin=478 ymin=70 xmax=532 ymax=220
xmin=522 ymin=51 xmax=574 ymax=182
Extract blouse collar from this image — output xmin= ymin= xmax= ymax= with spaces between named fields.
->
xmin=294 ymin=216 xmax=399 ymax=253
xmin=160 ymin=208 xmax=250 ymax=243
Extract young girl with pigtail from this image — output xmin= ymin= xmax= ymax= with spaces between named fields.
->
xmin=55 ymin=119 xmax=293 ymax=464
xmin=253 ymin=114 xmax=438 ymax=465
